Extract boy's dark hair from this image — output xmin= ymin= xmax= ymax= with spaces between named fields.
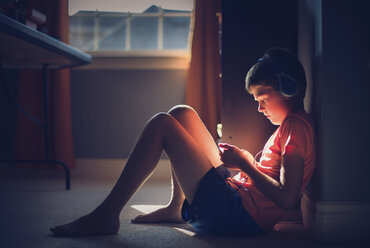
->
xmin=245 ymin=48 xmax=307 ymax=111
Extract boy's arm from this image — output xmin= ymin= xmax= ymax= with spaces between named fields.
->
xmin=219 ymin=143 xmax=304 ymax=210
xmin=243 ymin=144 xmax=303 ymax=210
xmin=241 ymin=149 xmax=256 ymax=167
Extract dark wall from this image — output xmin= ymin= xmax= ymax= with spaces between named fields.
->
xmin=0 ymin=69 xmax=186 ymax=160
xmin=221 ymin=0 xmax=298 ymax=154
xmin=297 ymin=0 xmax=324 ymax=197
xmin=71 ymin=69 xmax=186 ymax=158
xmin=318 ymin=0 xmax=370 ymax=201
xmin=0 ymin=69 xmax=18 ymax=158
xmin=299 ymin=0 xmax=370 ymax=201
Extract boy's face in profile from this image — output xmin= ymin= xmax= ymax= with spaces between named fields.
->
xmin=250 ymin=85 xmax=291 ymax=125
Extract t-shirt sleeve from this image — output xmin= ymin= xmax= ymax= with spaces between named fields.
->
xmin=279 ymin=116 xmax=313 ymax=159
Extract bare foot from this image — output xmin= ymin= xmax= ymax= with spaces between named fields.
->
xmin=131 ymin=205 xmax=185 ymax=224
xmin=50 ymin=212 xmax=120 ymax=237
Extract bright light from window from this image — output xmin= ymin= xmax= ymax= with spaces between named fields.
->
xmin=173 ymin=227 xmax=196 ymax=236
xmin=69 ymin=0 xmax=193 ymax=15
xmin=131 ymin=204 xmax=166 ymax=214
xmin=131 ymin=204 xmax=196 ymax=237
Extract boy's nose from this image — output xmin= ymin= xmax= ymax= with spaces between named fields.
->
xmin=258 ymin=103 xmax=264 ymax=112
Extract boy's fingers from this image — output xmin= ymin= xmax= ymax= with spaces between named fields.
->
xmin=218 ymin=143 xmax=231 ymax=147
xmin=218 ymin=143 xmax=234 ymax=150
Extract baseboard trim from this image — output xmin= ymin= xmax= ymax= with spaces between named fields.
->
xmin=301 ymin=191 xmax=370 ymax=242
xmin=74 ymin=158 xmax=172 ymax=181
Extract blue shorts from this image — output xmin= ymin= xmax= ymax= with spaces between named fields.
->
xmin=181 ymin=165 xmax=264 ymax=235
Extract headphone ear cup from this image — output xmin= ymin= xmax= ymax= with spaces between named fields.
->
xmin=258 ymin=56 xmax=299 ymax=97
xmin=280 ymin=76 xmax=298 ymax=97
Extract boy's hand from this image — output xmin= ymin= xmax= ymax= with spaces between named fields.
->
xmin=218 ymin=143 xmax=251 ymax=171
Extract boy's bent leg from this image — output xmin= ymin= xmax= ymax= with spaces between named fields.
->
xmin=108 ymin=113 xmax=212 ymax=209
xmin=160 ymin=113 xmax=214 ymax=203
xmin=51 ymin=113 xmax=213 ymax=235
xmin=133 ymin=105 xmax=222 ymax=224
xmin=131 ymin=167 xmax=185 ymax=224
xmin=168 ymin=105 xmax=222 ymax=167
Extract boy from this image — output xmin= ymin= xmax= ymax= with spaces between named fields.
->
xmin=51 ymin=48 xmax=315 ymax=236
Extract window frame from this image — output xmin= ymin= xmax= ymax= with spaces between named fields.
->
xmin=69 ymin=7 xmax=193 ymax=70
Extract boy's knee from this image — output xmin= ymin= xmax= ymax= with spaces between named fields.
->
xmin=149 ymin=112 xmax=174 ymax=131
xmin=168 ymin=105 xmax=197 ymax=119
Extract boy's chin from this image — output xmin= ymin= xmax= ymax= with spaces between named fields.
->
xmin=269 ymin=118 xmax=281 ymax=126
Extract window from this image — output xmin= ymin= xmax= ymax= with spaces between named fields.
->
xmin=69 ymin=5 xmax=192 ymax=52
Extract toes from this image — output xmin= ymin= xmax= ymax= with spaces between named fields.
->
xmin=50 ymin=225 xmax=72 ymax=237
xmin=131 ymin=215 xmax=144 ymax=223
xmin=50 ymin=226 xmax=63 ymax=236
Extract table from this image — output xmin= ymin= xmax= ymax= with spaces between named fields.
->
xmin=0 ymin=13 xmax=92 ymax=190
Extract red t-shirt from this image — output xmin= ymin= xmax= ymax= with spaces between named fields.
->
xmin=227 ymin=111 xmax=316 ymax=232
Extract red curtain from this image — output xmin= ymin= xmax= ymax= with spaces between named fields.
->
xmin=15 ymin=0 xmax=75 ymax=168
xmin=186 ymin=0 xmax=222 ymax=140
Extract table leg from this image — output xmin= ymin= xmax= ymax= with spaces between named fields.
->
xmin=0 ymin=64 xmax=71 ymax=190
